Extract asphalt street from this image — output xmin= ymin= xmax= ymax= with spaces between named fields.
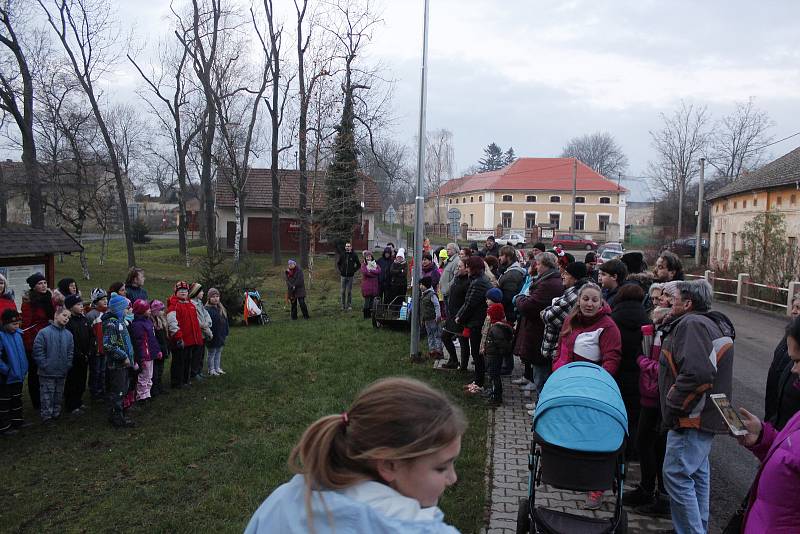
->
xmin=706 ymin=301 xmax=786 ymax=533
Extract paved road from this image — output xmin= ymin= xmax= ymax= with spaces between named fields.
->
xmin=707 ymin=301 xmax=786 ymax=533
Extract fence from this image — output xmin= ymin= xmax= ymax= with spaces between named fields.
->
xmin=685 ymin=270 xmax=800 ymax=316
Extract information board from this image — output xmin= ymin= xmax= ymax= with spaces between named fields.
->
xmin=0 ymin=264 xmax=46 ymax=308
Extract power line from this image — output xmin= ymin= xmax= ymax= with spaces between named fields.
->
xmin=743 ymin=130 xmax=800 ymax=155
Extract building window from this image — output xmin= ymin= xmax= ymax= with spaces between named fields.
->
xmin=599 ymin=197 xmax=611 ymax=204
xmin=575 ymin=196 xmax=585 ymax=203
xmin=715 ymin=204 xmax=719 ymax=213
xmin=734 ymin=201 xmax=737 ymax=209
xmin=502 ymin=194 xmax=513 ymax=202
xmin=792 ymin=194 xmax=797 ymax=205
xmin=550 ymin=195 xmax=560 ymax=203
xmin=449 ymin=198 xmax=452 ymax=204
xmin=778 ymin=196 xmax=783 ymax=206
xmin=462 ymin=197 xmax=466 ymax=203
xmin=732 ymin=232 xmax=737 ymax=254
xmin=455 ymin=198 xmax=458 ymax=204
xmin=526 ymin=195 xmax=536 ymax=202
xmin=599 ymin=215 xmax=610 ymax=232
xmin=549 ymin=213 xmax=560 ymax=229
xmin=470 ymin=214 xmax=474 ymax=226
xmin=479 ymin=195 xmax=483 ymax=201
xmin=501 ymin=212 xmax=512 ymax=228
xmin=743 ymin=200 xmax=747 ymax=209
xmin=525 ymin=213 xmax=536 ymax=229
xmin=574 ymin=214 xmax=585 ymax=230
xmin=754 ymin=197 xmax=758 ymax=207
xmin=470 ymin=196 xmax=474 ymax=202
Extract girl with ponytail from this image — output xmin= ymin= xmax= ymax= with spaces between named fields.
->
xmin=245 ymin=377 xmax=466 ymax=533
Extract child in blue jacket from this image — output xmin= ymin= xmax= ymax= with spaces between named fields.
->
xmin=32 ymin=306 xmax=74 ymax=422
xmin=0 ymin=309 xmax=29 ymax=434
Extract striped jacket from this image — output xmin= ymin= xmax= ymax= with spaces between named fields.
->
xmin=540 ymin=278 xmax=589 ymax=360
xmin=658 ymin=311 xmax=735 ymax=433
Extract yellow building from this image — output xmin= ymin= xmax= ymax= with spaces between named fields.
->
xmin=707 ymin=146 xmax=800 ymax=270
xmin=438 ymin=157 xmax=627 ymax=239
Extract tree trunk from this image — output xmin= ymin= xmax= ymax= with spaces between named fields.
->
xmin=22 ymin=130 xmax=44 ymax=228
xmin=100 ymin=226 xmax=107 ymax=266
xmin=201 ymin=114 xmax=217 ymax=255
xmin=234 ymin=193 xmax=242 ymax=263
xmin=79 ymin=247 xmax=90 ymax=280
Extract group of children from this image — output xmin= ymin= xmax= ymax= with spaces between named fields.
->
xmin=0 ymin=269 xmax=230 ymax=433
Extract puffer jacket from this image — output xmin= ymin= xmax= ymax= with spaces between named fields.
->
xmin=66 ymin=313 xmax=96 ymax=365
xmin=21 ymin=289 xmax=55 ymax=352
xmin=0 ymin=293 xmax=17 ymax=317
xmin=130 ymin=315 xmax=161 ymax=363
xmin=611 ymin=298 xmax=650 ymax=402
xmin=659 ymin=310 xmax=735 ymax=433
xmin=553 ymin=304 xmax=622 ymax=375
xmin=0 ymin=329 xmax=28 ymax=384
xmin=456 ymin=273 xmax=492 ymax=331
xmin=376 ymin=248 xmax=394 ymax=292
xmin=443 ymin=274 xmax=470 ymax=335
xmin=497 ymin=262 xmax=527 ymax=322
xmin=32 ymin=322 xmax=74 ymax=377
xmin=206 ymin=306 xmax=229 ymax=349
xmin=102 ymin=312 xmax=134 ymax=369
xmin=484 ymin=321 xmax=515 ymax=359
xmin=193 ymin=298 xmax=213 ymax=340
xmin=167 ymin=295 xmax=204 ymax=347
xmin=360 ymin=263 xmax=381 ymax=297
xmin=439 ymin=256 xmax=460 ymax=297
xmin=540 ymin=278 xmax=589 ymax=360
xmin=514 ymin=269 xmax=564 ymax=365
xmin=389 ymin=261 xmax=408 ymax=291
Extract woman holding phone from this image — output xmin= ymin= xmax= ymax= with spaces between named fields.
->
xmin=735 ymin=316 xmax=800 ymax=533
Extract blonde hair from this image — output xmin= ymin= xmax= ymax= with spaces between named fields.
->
xmin=289 ymin=377 xmax=466 ymax=528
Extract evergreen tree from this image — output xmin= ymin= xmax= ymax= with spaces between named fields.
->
xmin=504 ymin=147 xmax=516 ymax=166
xmin=321 ymin=86 xmax=361 ymax=250
xmin=478 ymin=142 xmax=505 ymax=172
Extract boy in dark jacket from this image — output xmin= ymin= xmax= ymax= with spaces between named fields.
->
xmin=64 ymin=294 xmax=95 ymax=415
xmin=0 ymin=309 xmax=29 ymax=433
xmin=482 ymin=298 xmax=515 ymax=406
xmin=33 ymin=306 xmax=74 ymax=422
xmin=419 ymin=277 xmax=442 ymax=359
xmin=336 ymin=243 xmax=361 ymax=311
xmin=150 ymin=300 xmax=170 ymax=396
xmin=85 ymin=288 xmax=107 ymax=400
xmin=102 ymin=294 xmax=135 ymax=428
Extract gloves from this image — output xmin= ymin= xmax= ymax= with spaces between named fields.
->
xmin=133 ymin=363 xmax=140 ymax=371
xmin=157 ymin=352 xmax=163 ymax=361
xmin=177 ymin=339 xmax=185 ymax=349
xmin=462 ymin=327 xmax=471 ymax=338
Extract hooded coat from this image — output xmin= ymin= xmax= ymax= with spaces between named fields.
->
xmin=611 ymin=298 xmax=650 ymax=401
xmin=360 ymin=261 xmax=381 ymax=297
xmin=286 ymin=266 xmax=307 ymax=299
xmin=130 ymin=314 xmax=161 ymax=363
xmin=443 ymin=273 xmax=470 ymax=335
xmin=765 ymin=336 xmax=800 ymax=430
xmin=244 ymin=474 xmax=459 ymax=534
xmin=167 ymin=295 xmax=204 ymax=347
xmin=0 ymin=328 xmax=28 ymax=384
xmin=553 ymin=304 xmax=622 ymax=375
xmin=102 ymin=311 xmax=134 ymax=370
xmin=439 ymin=254 xmax=460 ymax=297
xmin=514 ymin=269 xmax=564 ymax=365
xmin=21 ymin=289 xmax=55 ymax=352
xmin=497 ymin=262 xmax=527 ymax=322
xmin=377 ymin=247 xmax=394 ymax=293
xmin=742 ymin=410 xmax=800 ymax=533
xmin=456 ymin=272 xmax=492 ymax=331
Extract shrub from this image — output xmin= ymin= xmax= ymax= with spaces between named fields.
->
xmin=196 ymin=252 xmax=242 ymax=319
xmin=132 ymin=218 xmax=152 ymax=244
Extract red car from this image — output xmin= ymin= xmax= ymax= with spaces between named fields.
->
xmin=552 ymin=234 xmax=598 ymax=251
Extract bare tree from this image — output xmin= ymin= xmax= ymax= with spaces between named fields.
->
xmin=649 ymin=101 xmax=710 ymax=236
xmin=0 ymin=1 xmax=44 ymax=227
xmin=107 ymin=102 xmax=146 ymax=190
xmin=425 ymin=128 xmax=454 ymax=225
xmin=560 ymin=131 xmax=628 ymax=178
xmin=38 ymin=0 xmax=137 ymax=265
xmin=708 ymin=97 xmax=774 ymax=182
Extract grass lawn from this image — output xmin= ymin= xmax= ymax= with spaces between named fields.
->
xmin=4 ymin=240 xmax=489 ymax=533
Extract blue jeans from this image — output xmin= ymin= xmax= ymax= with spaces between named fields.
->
xmin=207 ymin=346 xmax=224 ymax=372
xmin=340 ymin=276 xmax=354 ymax=309
xmin=663 ymin=428 xmax=714 ymax=534
xmin=424 ymin=320 xmax=442 ymax=353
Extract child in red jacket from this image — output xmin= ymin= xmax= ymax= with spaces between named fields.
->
xmin=167 ymin=281 xmax=203 ymax=388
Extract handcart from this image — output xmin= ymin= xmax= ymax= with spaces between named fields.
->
xmin=371 ymin=295 xmax=414 ymax=330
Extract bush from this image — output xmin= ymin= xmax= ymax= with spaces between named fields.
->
xmin=132 ymin=218 xmax=152 ymax=243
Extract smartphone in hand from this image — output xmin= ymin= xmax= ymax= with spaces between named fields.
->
xmin=710 ymin=393 xmax=748 ymax=436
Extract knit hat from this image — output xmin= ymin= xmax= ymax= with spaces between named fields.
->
xmin=439 ymin=248 xmax=448 ymax=259
xmin=486 ymin=287 xmax=503 ymax=303
xmin=90 ymin=288 xmax=107 ymax=304
xmin=1 ymin=309 xmax=21 ymax=325
xmin=174 ymin=280 xmax=190 ymax=294
xmin=487 ymin=302 xmax=505 ymax=323
xmin=287 ymin=259 xmax=297 ymax=268
xmin=420 ymin=277 xmax=433 ymax=289
xmin=188 ymin=282 xmax=203 ymax=299
xmin=57 ymin=277 xmax=76 ymax=295
xmin=132 ymin=298 xmax=150 ymax=315
xmin=363 ymin=250 xmax=373 ymax=260
xmin=396 ymin=248 xmax=405 ymax=259
xmin=565 ymin=261 xmax=588 ymax=280
xmin=108 ymin=293 xmax=130 ymax=318
xmin=150 ymin=299 xmax=165 ymax=314
xmin=207 ymin=288 xmax=220 ymax=298
xmin=26 ymin=272 xmax=46 ymax=288
xmin=662 ymin=281 xmax=680 ymax=297
xmin=64 ymin=294 xmax=82 ymax=310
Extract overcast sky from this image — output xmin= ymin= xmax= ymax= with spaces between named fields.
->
xmin=26 ymin=1 xmax=800 ymax=201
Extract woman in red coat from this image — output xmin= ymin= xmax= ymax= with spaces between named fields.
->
xmin=0 ymin=273 xmax=17 ymax=317
xmin=20 ymin=272 xmax=55 ymax=410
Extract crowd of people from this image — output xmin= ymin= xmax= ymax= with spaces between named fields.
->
xmin=0 ymin=267 xmax=230 ymax=430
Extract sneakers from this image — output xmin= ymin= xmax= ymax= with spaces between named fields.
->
xmin=636 ymin=494 xmax=671 ymax=518
xmin=217 ymin=369 xmax=226 ymax=375
xmin=209 ymin=369 xmax=219 ymax=376
xmin=524 ymin=403 xmax=536 ymax=410
xmin=520 ymin=382 xmax=536 ymax=391
xmin=442 ymin=360 xmax=459 ymax=370
xmin=512 ymin=377 xmax=530 ymax=386
xmin=622 ymin=485 xmax=654 ymax=507
xmin=527 ymin=409 xmax=536 ymax=416
xmin=584 ymin=490 xmax=604 ymax=510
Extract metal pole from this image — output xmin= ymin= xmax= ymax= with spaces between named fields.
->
xmin=570 ymin=158 xmax=577 ymax=233
xmin=678 ymin=172 xmax=685 ymax=238
xmin=410 ymin=0 xmax=430 ymax=361
xmin=695 ymin=158 xmax=705 ymax=266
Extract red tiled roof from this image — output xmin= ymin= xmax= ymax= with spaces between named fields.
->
xmin=215 ymin=168 xmax=382 ymax=212
xmin=440 ymin=158 xmax=627 ymax=195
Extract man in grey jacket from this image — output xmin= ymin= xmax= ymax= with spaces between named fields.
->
xmin=439 ymin=243 xmax=461 ymax=307
xmin=658 ymin=279 xmax=734 ymax=534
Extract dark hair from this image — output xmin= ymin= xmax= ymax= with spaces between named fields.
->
xmin=599 ymin=258 xmax=628 ymax=282
xmin=532 ymin=242 xmax=546 ymax=252
xmin=484 ymin=255 xmax=499 ymax=269
xmin=487 ymin=236 xmax=495 ymax=242
xmin=465 ymin=255 xmax=486 ymax=273
xmin=420 ymin=277 xmax=433 ymax=289
xmin=460 ymin=248 xmax=473 ymax=257
xmin=616 ymin=283 xmax=645 ymax=303
xmin=786 ymin=316 xmax=800 ymax=344
xmin=108 ymin=281 xmax=125 ymax=295
xmin=659 ymin=251 xmax=684 ymax=280
xmin=422 ymin=253 xmax=433 ymax=261
xmin=499 ymin=245 xmax=517 ymax=263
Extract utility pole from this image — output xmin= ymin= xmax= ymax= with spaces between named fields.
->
xmin=695 ymin=158 xmax=705 ymax=266
xmin=409 ymin=0 xmax=430 ymax=363
xmin=677 ymin=172 xmax=685 ymax=238
xmin=570 ymin=158 xmax=577 ymax=233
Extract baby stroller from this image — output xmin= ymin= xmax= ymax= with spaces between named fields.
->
xmin=243 ymin=290 xmax=271 ymax=326
xmin=517 ymin=362 xmax=628 ymax=534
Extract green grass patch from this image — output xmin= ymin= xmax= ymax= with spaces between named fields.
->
xmin=5 ymin=240 xmax=489 ymax=533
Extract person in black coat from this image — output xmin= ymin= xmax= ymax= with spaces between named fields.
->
xmin=765 ymin=299 xmax=800 ymax=430
xmin=610 ymin=283 xmax=650 ymax=455
xmin=376 ymin=246 xmax=394 ymax=303
xmin=442 ymin=264 xmax=471 ymax=370
xmin=336 ymin=243 xmax=361 ymax=311
xmin=64 ymin=294 xmax=95 ymax=414
xmin=285 ymin=260 xmax=310 ymax=320
xmin=456 ymin=256 xmax=493 ymax=389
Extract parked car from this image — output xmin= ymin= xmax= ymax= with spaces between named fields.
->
xmin=597 ymin=249 xmax=623 ymax=265
xmin=598 ymin=242 xmax=624 ymax=255
xmin=499 ymin=232 xmax=526 ymax=249
xmin=552 ymin=234 xmax=598 ymax=251
xmin=669 ymin=237 xmax=709 ymax=257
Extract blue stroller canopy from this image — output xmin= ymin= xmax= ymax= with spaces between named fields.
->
xmin=533 ymin=362 xmax=628 ymax=453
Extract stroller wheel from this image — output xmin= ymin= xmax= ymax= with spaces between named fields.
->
xmin=516 ymin=496 xmax=531 ymax=534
